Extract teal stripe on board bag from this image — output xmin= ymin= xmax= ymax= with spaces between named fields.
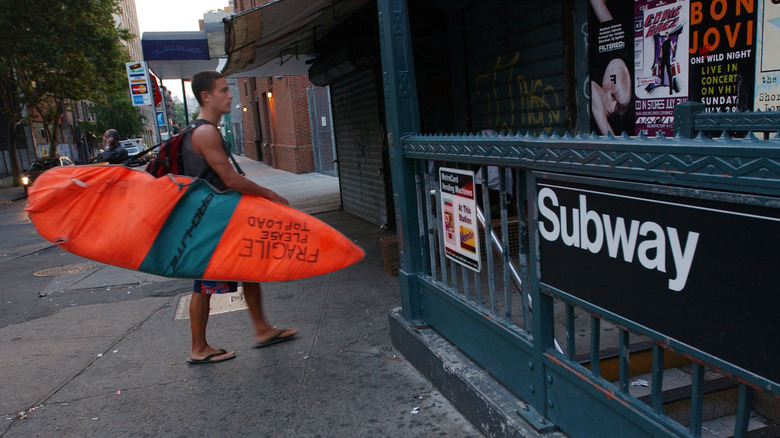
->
xmin=139 ymin=181 xmax=241 ymax=278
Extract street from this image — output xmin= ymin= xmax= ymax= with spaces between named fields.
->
xmin=0 ymin=199 xmax=187 ymax=330
xmin=0 ymin=196 xmax=482 ymax=437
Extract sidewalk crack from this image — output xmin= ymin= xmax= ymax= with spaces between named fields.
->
xmin=300 ymin=274 xmax=332 ymax=386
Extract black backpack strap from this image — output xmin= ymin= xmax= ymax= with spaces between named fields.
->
xmin=228 ymin=152 xmax=245 ymax=176
xmin=190 ymin=118 xmax=245 ymax=176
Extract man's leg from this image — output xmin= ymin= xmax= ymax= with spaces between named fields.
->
xmin=189 ymin=291 xmax=234 ymax=361
xmin=242 ymin=282 xmax=298 ymax=344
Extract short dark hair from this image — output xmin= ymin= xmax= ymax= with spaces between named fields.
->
xmin=104 ymin=129 xmax=119 ymax=141
xmin=104 ymin=129 xmax=119 ymax=146
xmin=192 ymin=71 xmax=224 ymax=105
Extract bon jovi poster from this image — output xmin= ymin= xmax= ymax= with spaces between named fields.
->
xmin=688 ymin=0 xmax=756 ymax=113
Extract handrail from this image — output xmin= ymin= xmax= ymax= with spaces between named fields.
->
xmin=475 ymin=202 xmax=563 ymax=354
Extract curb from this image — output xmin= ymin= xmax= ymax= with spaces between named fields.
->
xmin=389 ymin=308 xmax=567 ymax=438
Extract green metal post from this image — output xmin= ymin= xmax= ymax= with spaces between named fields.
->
xmin=527 ymin=172 xmax=553 ymax=421
xmin=377 ymin=0 xmax=423 ymax=323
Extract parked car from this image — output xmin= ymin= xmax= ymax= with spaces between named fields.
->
xmin=124 ymin=146 xmax=147 ymax=167
xmin=21 ymin=156 xmax=75 ymax=195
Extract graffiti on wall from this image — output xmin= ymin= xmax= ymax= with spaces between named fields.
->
xmin=474 ymin=52 xmax=563 ymax=135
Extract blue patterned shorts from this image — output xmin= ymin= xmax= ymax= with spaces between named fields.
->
xmin=193 ymin=280 xmax=238 ymax=294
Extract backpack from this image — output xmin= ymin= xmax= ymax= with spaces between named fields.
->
xmin=143 ymin=119 xmax=244 ymax=178
xmin=144 ymin=119 xmax=209 ymax=178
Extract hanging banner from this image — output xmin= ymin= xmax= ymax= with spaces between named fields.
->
xmin=439 ymin=167 xmax=480 ymax=272
xmin=588 ymin=0 xmax=636 ymax=135
xmin=754 ymin=0 xmax=780 ymax=111
xmin=150 ymin=74 xmax=162 ymax=106
xmin=634 ymin=0 xmax=690 ymax=136
xmin=126 ymin=62 xmax=152 ymax=107
xmin=688 ymin=0 xmax=756 ymax=113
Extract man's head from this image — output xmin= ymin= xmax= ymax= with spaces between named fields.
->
xmin=192 ymin=70 xmax=231 ymax=115
xmin=103 ymin=129 xmax=119 ymax=148
xmin=192 ymin=71 xmax=225 ymax=105
xmin=602 ymin=58 xmax=631 ymax=116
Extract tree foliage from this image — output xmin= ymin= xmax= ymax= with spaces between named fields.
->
xmin=170 ymin=102 xmax=187 ymax=129
xmin=80 ymin=96 xmax=146 ymax=144
xmin=0 ymin=0 xmax=132 ymax=182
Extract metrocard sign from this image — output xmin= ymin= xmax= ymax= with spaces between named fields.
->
xmin=537 ymin=177 xmax=780 ymax=384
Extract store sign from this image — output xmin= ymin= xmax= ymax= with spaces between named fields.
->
xmin=126 ymin=62 xmax=152 ymax=106
xmin=440 ymin=167 xmax=480 ymax=272
xmin=537 ymin=178 xmax=780 ymax=384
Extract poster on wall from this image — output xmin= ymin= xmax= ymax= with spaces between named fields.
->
xmin=439 ymin=167 xmax=480 ymax=272
xmin=755 ymin=0 xmax=780 ymax=111
xmin=588 ymin=0 xmax=636 ymax=136
xmin=688 ymin=0 xmax=756 ymax=113
xmin=634 ymin=0 xmax=690 ymax=136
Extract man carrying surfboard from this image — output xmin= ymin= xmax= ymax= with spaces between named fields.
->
xmin=184 ymin=70 xmax=298 ymax=364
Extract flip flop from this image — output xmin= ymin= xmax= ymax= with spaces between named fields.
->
xmin=187 ymin=348 xmax=236 ymax=365
xmin=254 ymin=329 xmax=297 ymax=349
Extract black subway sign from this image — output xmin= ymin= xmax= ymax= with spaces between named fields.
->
xmin=537 ymin=179 xmax=780 ymax=384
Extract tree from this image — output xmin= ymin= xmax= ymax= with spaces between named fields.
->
xmin=170 ymin=102 xmax=187 ymax=129
xmin=0 ymin=0 xmax=131 ymax=184
xmin=80 ymin=95 xmax=146 ymax=144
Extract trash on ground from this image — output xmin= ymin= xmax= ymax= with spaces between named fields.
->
xmin=631 ymin=379 xmax=649 ymax=387
xmin=411 ymin=407 xmax=419 ymax=414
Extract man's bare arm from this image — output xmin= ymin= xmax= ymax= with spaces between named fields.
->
xmin=190 ymin=125 xmax=288 ymax=204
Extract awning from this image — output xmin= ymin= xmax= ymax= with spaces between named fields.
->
xmin=142 ymin=31 xmax=223 ymax=80
xmin=221 ymin=0 xmax=370 ymax=77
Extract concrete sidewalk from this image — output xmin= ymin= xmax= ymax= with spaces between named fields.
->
xmin=0 ymin=157 xmax=340 ymax=214
xmin=0 ymin=161 xmax=483 ymax=437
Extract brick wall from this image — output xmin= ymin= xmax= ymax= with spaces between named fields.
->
xmin=266 ymin=76 xmax=315 ymax=174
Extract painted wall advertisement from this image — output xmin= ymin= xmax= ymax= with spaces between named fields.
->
xmin=589 ymin=0 xmax=766 ymax=135
xmin=689 ymin=0 xmax=756 ymax=113
xmin=126 ymin=61 xmax=152 ymax=107
xmin=755 ymin=0 xmax=780 ymax=111
xmin=634 ymin=0 xmax=689 ymax=135
xmin=439 ymin=167 xmax=480 ymax=272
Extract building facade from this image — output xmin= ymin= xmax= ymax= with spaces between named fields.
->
xmin=232 ymin=0 xmax=317 ymax=174
xmin=116 ymin=0 xmax=156 ymax=147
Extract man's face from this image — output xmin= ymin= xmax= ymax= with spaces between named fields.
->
xmin=103 ymin=132 xmax=111 ymax=147
xmin=603 ymin=60 xmax=631 ymax=115
xmin=207 ymin=77 xmax=232 ymax=115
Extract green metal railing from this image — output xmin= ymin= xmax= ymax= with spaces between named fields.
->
xmin=400 ymin=132 xmax=780 ymax=438
xmin=378 ymin=1 xmax=780 ymax=437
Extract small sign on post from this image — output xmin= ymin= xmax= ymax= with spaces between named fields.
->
xmin=439 ymin=167 xmax=480 ymax=272
xmin=126 ymin=62 xmax=152 ymax=107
